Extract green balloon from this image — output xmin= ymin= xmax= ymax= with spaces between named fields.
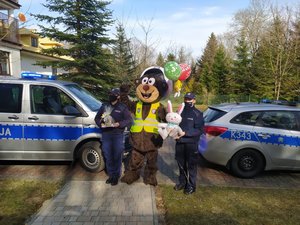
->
xmin=164 ymin=61 xmax=181 ymax=81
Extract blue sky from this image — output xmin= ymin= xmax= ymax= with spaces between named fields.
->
xmin=18 ymin=0 xmax=299 ymax=58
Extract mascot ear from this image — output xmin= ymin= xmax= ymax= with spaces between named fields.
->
xmin=135 ymin=78 xmax=140 ymax=86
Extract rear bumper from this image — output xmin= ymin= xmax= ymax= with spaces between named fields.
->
xmin=201 ymin=138 xmax=233 ymax=166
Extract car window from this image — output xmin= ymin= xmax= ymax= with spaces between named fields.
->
xmin=30 ymin=85 xmax=77 ymax=115
xmin=259 ymin=111 xmax=298 ymax=131
xmin=296 ymin=112 xmax=300 ymax=131
xmin=203 ymin=107 xmax=227 ymax=123
xmin=231 ymin=111 xmax=260 ymax=125
xmin=0 ymin=83 xmax=23 ymax=113
xmin=64 ymin=84 xmax=101 ymax=111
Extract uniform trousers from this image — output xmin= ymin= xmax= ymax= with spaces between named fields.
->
xmin=175 ymin=142 xmax=199 ymax=189
xmin=101 ymin=132 xmax=124 ymax=178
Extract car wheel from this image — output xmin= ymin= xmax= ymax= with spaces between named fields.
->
xmin=79 ymin=141 xmax=105 ymax=172
xmin=230 ymin=149 xmax=265 ymax=178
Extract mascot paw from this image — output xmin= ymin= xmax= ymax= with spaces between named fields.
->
xmin=120 ymin=171 xmax=140 ymax=184
xmin=144 ymin=176 xmax=158 ymax=186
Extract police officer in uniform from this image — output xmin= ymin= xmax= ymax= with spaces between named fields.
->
xmin=95 ymin=88 xmax=133 ymax=186
xmin=174 ymin=92 xmax=204 ymax=194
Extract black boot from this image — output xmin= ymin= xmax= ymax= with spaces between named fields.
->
xmin=173 ymin=183 xmax=186 ymax=191
xmin=106 ymin=177 xmax=113 ymax=184
xmin=184 ymin=186 xmax=195 ymax=195
xmin=111 ymin=176 xmax=119 ymax=186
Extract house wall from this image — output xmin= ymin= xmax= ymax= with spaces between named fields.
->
xmin=0 ymin=45 xmax=21 ymax=77
xmin=20 ymin=35 xmax=31 ymax=46
xmin=21 ymin=54 xmax=68 ymax=75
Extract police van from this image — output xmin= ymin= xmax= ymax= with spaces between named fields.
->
xmin=0 ymin=73 xmax=104 ymax=172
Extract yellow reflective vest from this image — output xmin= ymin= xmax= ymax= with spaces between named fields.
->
xmin=130 ymin=101 xmax=160 ymax=133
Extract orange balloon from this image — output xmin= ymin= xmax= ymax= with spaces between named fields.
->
xmin=18 ymin=13 xmax=26 ymax=22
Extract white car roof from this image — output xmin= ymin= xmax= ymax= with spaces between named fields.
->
xmin=209 ymin=102 xmax=300 ymax=112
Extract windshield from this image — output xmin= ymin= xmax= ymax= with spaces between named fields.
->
xmin=64 ymin=84 xmax=102 ymax=111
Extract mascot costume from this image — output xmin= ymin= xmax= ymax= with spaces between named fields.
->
xmin=120 ymin=67 xmax=169 ymax=186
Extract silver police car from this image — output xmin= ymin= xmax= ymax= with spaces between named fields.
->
xmin=0 ymin=73 xmax=104 ymax=172
xmin=201 ymin=102 xmax=300 ymax=178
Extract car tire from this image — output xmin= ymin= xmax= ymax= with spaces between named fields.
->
xmin=230 ymin=149 xmax=265 ymax=178
xmin=79 ymin=141 xmax=105 ymax=172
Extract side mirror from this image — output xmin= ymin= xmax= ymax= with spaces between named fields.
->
xmin=63 ymin=105 xmax=81 ymax=116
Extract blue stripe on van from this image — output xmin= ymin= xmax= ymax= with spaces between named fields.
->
xmin=0 ymin=124 xmax=23 ymax=139
xmin=24 ymin=125 xmax=82 ymax=140
xmin=255 ymin=133 xmax=299 ymax=147
xmin=0 ymin=124 xmax=101 ymax=141
xmin=220 ymin=130 xmax=299 ymax=147
xmin=83 ymin=127 xmax=102 ymax=135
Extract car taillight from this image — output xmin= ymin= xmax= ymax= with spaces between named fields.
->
xmin=205 ymin=126 xmax=228 ymax=136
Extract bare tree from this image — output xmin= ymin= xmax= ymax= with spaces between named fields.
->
xmin=230 ymin=0 xmax=270 ymax=55
xmin=163 ymin=43 xmax=194 ymax=65
xmin=262 ymin=5 xmax=298 ymax=100
xmin=218 ymin=31 xmax=236 ymax=59
xmin=129 ymin=17 xmax=160 ymax=75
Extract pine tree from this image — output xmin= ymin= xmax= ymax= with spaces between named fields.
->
xmin=112 ymin=22 xmax=137 ymax=88
xmin=166 ymin=53 xmax=176 ymax=62
xmin=178 ymin=46 xmax=188 ymax=63
xmin=33 ymin=0 xmax=114 ymax=98
xmin=184 ymin=59 xmax=197 ymax=95
xmin=252 ymin=45 xmax=274 ymax=99
xmin=195 ymin=33 xmax=218 ymax=101
xmin=232 ymin=34 xmax=253 ymax=96
xmin=156 ymin=52 xmax=165 ymax=67
xmin=283 ymin=19 xmax=300 ymax=100
xmin=253 ymin=14 xmax=297 ymax=100
xmin=212 ymin=45 xmax=231 ymax=96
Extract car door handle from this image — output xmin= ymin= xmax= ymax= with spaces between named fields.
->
xmin=28 ymin=116 xmax=39 ymax=121
xmin=8 ymin=115 xmax=19 ymax=120
xmin=257 ymin=133 xmax=271 ymax=139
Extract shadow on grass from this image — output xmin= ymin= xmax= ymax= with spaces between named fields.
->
xmin=160 ymin=185 xmax=300 ymax=225
xmin=165 ymin=212 xmax=241 ymax=225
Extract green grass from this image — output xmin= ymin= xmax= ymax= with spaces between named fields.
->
xmin=159 ymin=185 xmax=300 ymax=225
xmin=0 ymin=179 xmax=63 ymax=225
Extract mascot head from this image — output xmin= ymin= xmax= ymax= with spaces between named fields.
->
xmin=135 ymin=67 xmax=168 ymax=103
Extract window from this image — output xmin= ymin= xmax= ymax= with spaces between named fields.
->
xmin=295 ymin=112 xmax=300 ymax=131
xmin=65 ymin=84 xmax=101 ymax=111
xmin=30 ymin=85 xmax=76 ymax=114
xmin=52 ymin=67 xmax=57 ymax=75
xmin=0 ymin=83 xmax=23 ymax=113
xmin=259 ymin=111 xmax=298 ymax=131
xmin=0 ymin=51 xmax=10 ymax=75
xmin=31 ymin=37 xmax=38 ymax=47
xmin=231 ymin=111 xmax=260 ymax=125
xmin=204 ymin=107 xmax=227 ymax=123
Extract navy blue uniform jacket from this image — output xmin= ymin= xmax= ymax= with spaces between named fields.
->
xmin=94 ymin=102 xmax=132 ymax=134
xmin=177 ymin=105 xmax=204 ymax=143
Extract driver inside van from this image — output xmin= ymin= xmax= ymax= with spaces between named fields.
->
xmin=43 ymin=87 xmax=61 ymax=114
